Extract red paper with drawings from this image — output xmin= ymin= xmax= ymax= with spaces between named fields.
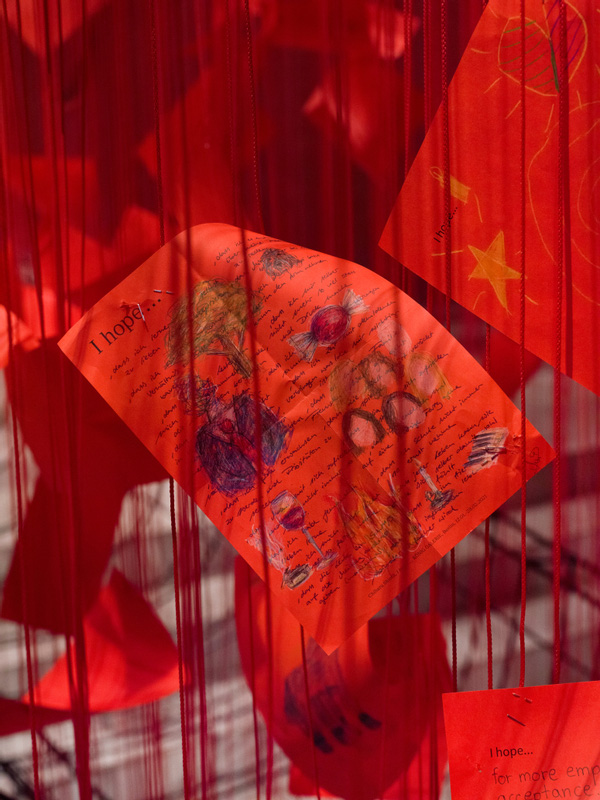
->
xmin=58 ymin=223 xmax=553 ymax=652
xmin=443 ymin=681 xmax=600 ymax=800
xmin=380 ymin=0 xmax=600 ymax=396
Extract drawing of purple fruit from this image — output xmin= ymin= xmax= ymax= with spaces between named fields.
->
xmin=288 ymin=290 xmax=368 ymax=361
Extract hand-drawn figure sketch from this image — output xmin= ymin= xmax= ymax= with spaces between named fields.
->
xmin=246 ymin=524 xmax=314 ymax=589
xmin=288 ymin=290 xmax=368 ymax=362
xmin=331 ymin=484 xmax=424 ymax=581
xmin=382 ymin=391 xmax=425 ymax=433
xmin=165 ymin=279 xmax=262 ymax=378
xmin=413 ymin=458 xmax=454 ymax=511
xmin=465 ymin=427 xmax=509 ymax=473
xmin=258 ymin=247 xmax=301 ymax=279
xmin=342 ymin=408 xmax=386 ymax=453
xmin=271 ymin=491 xmax=336 ymax=569
xmin=283 ymin=637 xmax=381 ymax=754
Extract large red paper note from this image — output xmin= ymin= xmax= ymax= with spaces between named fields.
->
xmin=59 ymin=223 xmax=552 ymax=652
xmin=235 ymin=559 xmax=451 ymax=800
xmin=380 ymin=0 xmax=600 ymax=396
xmin=443 ymin=681 xmax=600 ymax=800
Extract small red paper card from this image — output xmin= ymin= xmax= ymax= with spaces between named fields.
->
xmin=380 ymin=0 xmax=600 ymax=396
xmin=443 ymin=681 xmax=600 ymax=800
xmin=59 ymin=223 xmax=552 ymax=652
xmin=23 ymin=571 xmax=180 ymax=712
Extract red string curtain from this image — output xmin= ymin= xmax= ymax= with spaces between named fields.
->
xmin=0 ymin=1 xmax=598 ymax=800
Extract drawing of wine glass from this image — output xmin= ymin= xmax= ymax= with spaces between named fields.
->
xmin=271 ymin=491 xmax=336 ymax=569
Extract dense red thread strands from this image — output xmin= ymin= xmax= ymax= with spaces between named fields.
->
xmin=0 ymin=164 xmax=41 ymax=796
xmin=484 ymin=324 xmax=493 ymax=690
xmin=2 ymin=1 xmax=599 ymax=797
xmin=439 ymin=0 xmax=457 ymax=695
xmin=148 ymin=8 xmax=191 ymax=798
xmin=553 ymin=0 xmax=570 ymax=686
xmin=246 ymin=570 xmax=263 ymax=800
xmin=243 ymin=0 xmax=264 ymax=235
xmin=403 ymin=0 xmax=413 ymax=181
xmin=300 ymin=626 xmax=322 ymax=800
xmin=518 ymin=0 xmax=527 ymax=690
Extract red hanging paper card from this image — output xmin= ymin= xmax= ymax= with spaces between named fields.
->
xmin=380 ymin=0 xmax=600 ymax=396
xmin=23 ymin=571 xmax=180 ymax=712
xmin=443 ymin=681 xmax=600 ymax=800
xmin=0 ymin=698 xmax=70 ymax=738
xmin=235 ymin=558 xmax=451 ymax=800
xmin=58 ymin=223 xmax=553 ymax=652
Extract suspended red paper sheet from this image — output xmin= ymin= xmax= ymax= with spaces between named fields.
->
xmin=2 ymin=0 xmax=109 ymax=54
xmin=137 ymin=72 xmax=239 ymax=241
xmin=443 ymin=681 xmax=600 ymax=800
xmin=58 ymin=223 xmax=552 ymax=652
xmin=304 ymin=57 xmax=424 ymax=184
xmin=23 ymin=571 xmax=180 ymax=712
xmin=1 ymin=340 xmax=166 ymax=633
xmin=288 ymin=719 xmax=447 ymax=800
xmin=235 ymin=559 xmax=451 ymax=800
xmin=0 ymin=698 xmax=70 ymax=738
xmin=243 ymin=0 xmax=416 ymax=57
xmin=380 ymin=0 xmax=600 ymax=396
xmin=0 ymin=306 xmax=38 ymax=368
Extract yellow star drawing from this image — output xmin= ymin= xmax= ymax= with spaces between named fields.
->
xmin=467 ymin=231 xmax=521 ymax=311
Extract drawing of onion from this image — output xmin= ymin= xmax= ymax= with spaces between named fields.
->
xmin=342 ymin=408 xmax=386 ymax=452
xmin=382 ymin=391 xmax=425 ymax=433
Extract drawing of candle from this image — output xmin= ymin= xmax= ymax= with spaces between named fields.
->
xmin=288 ymin=290 xmax=368 ymax=362
xmin=412 ymin=458 xmax=454 ymax=511
xmin=271 ymin=491 xmax=336 ymax=569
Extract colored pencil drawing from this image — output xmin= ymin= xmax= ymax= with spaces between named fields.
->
xmin=283 ymin=638 xmax=381 ymax=754
xmin=377 ymin=317 xmax=454 ymax=403
xmin=271 ymin=490 xmax=337 ymax=569
xmin=342 ymin=408 xmax=386 ymax=453
xmin=405 ymin=352 xmax=453 ymax=404
xmin=165 ymin=279 xmax=262 ymax=378
xmin=382 ymin=391 xmax=426 ymax=433
xmin=359 ymin=351 xmax=399 ymax=397
xmin=288 ymin=289 xmax=368 ymax=362
xmin=498 ymin=2 xmax=587 ymax=96
xmin=331 ymin=482 xmax=425 ymax=581
xmin=465 ymin=427 xmax=509 ymax=473
xmin=258 ymin=247 xmax=301 ymax=279
xmin=328 ymin=360 xmax=367 ymax=411
xmin=377 ymin=318 xmax=412 ymax=358
xmin=175 ymin=376 xmax=290 ymax=496
xmin=246 ymin=524 xmax=314 ymax=589
xmin=529 ymin=101 xmax=600 ymax=306
xmin=413 ymin=459 xmax=454 ymax=511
